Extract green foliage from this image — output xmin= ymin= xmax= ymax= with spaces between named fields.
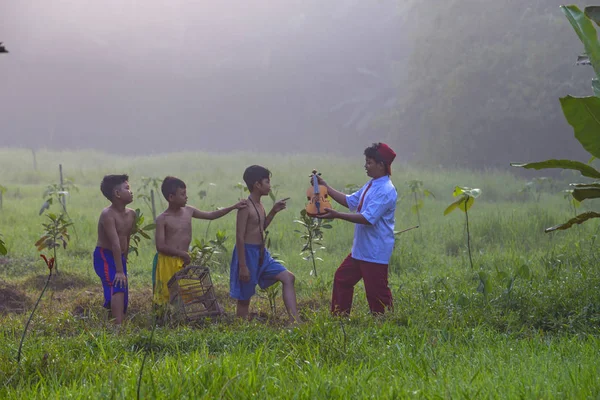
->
xmin=137 ymin=177 xmax=163 ymax=219
xmin=129 ymin=209 xmax=156 ymax=257
xmin=190 ymin=230 xmax=228 ymax=269
xmin=34 ymin=212 xmax=72 ymax=274
xmin=443 ymin=186 xmax=481 ymax=216
xmin=404 ymin=180 xmax=435 ymax=225
xmin=512 ymin=5 xmax=600 ymax=232
xmin=444 ymin=186 xmax=481 ymax=271
xmin=39 ymin=180 xmax=78 ymax=215
xmin=233 ymin=182 xmax=249 ymax=199
xmin=545 ymin=211 xmax=600 ymax=232
xmin=294 ymin=209 xmax=332 ymax=277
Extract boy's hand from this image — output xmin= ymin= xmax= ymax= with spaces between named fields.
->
xmin=181 ymin=252 xmax=192 ymax=266
xmin=113 ymin=272 xmax=127 ymax=288
xmin=311 ymin=175 xmax=328 ymax=188
xmin=316 ymin=207 xmax=338 ymax=219
xmin=239 ymin=264 xmax=251 ymax=282
xmin=272 ymin=198 xmax=288 ymax=213
xmin=234 ymin=199 xmax=248 ymax=209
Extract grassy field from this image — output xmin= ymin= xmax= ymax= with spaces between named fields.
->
xmin=0 ymin=148 xmax=599 ymax=399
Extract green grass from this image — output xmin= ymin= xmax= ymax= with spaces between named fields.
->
xmin=1 ymin=148 xmax=599 ymax=399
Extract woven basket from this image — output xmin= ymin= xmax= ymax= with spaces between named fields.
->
xmin=167 ymin=265 xmax=223 ymax=322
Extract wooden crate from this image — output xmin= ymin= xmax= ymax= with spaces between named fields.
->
xmin=167 ymin=265 xmax=223 ymax=322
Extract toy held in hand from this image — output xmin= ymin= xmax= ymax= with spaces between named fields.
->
xmin=305 ymin=170 xmax=332 ymax=217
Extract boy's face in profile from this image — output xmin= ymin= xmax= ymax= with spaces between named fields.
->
xmin=255 ymin=178 xmax=271 ymax=196
xmin=114 ymin=181 xmax=133 ymax=204
xmin=169 ymin=187 xmax=188 ymax=207
xmin=364 ymin=157 xmax=384 ymax=178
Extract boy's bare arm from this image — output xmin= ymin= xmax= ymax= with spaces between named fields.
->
xmin=315 ymin=176 xmax=348 ymax=208
xmin=236 ymin=207 xmax=250 ymax=282
xmin=190 ymin=200 xmax=247 ymax=220
xmin=100 ymin=212 xmax=127 ymax=287
xmin=155 ymin=215 xmax=191 ymax=264
xmin=264 ymin=198 xmax=288 ymax=230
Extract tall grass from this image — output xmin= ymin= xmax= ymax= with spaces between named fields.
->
xmin=0 ymin=148 xmax=599 ymax=398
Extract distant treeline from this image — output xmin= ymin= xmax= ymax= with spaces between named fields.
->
xmin=2 ymin=0 xmax=593 ymax=166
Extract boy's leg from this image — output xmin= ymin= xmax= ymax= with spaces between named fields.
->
xmin=360 ymin=261 xmax=393 ymax=314
xmin=236 ymin=299 xmax=251 ymax=319
xmin=331 ymin=254 xmax=362 ymax=315
xmin=274 ymin=270 xmax=299 ymax=323
xmin=110 ymin=292 xmax=125 ymax=324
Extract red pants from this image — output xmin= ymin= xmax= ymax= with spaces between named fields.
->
xmin=331 ymin=254 xmax=393 ymax=315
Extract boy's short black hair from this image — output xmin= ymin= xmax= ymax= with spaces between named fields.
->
xmin=100 ymin=174 xmax=129 ymax=201
xmin=243 ymin=165 xmax=271 ymax=191
xmin=161 ymin=176 xmax=186 ymax=200
xmin=364 ymin=143 xmax=386 ymax=164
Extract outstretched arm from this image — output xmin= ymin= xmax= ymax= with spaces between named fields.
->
xmin=264 ymin=198 xmax=288 ymax=230
xmin=317 ymin=208 xmax=371 ymax=225
xmin=190 ymin=200 xmax=247 ymax=220
xmin=316 ymin=176 xmax=348 ymax=208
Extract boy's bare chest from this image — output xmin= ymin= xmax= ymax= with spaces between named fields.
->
xmin=164 ymin=214 xmax=192 ymax=235
xmin=113 ymin=213 xmax=134 ymax=235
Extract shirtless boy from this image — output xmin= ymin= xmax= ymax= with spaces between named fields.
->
xmin=153 ymin=176 xmax=247 ymax=305
xmin=230 ymin=165 xmax=299 ymax=323
xmin=94 ymin=174 xmax=136 ymax=325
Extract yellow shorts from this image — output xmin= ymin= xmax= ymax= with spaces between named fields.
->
xmin=153 ymin=253 xmax=184 ymax=305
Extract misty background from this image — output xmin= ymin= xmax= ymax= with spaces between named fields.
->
xmin=0 ymin=0 xmax=595 ymax=167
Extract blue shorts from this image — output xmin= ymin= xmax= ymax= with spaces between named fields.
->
xmin=93 ymin=247 xmax=129 ymax=313
xmin=230 ymin=244 xmax=287 ymax=301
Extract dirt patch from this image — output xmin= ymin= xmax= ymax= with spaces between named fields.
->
xmin=0 ymin=283 xmax=31 ymax=314
xmin=22 ymin=272 xmax=93 ymax=291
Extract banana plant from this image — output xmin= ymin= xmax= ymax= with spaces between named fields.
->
xmin=512 ymin=6 xmax=600 ymax=232
xmin=444 ymin=186 xmax=481 ymax=270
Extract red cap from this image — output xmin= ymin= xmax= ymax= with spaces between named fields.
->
xmin=376 ymin=143 xmax=396 ymax=175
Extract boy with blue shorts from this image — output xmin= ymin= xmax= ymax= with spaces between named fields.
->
xmin=230 ymin=165 xmax=299 ymax=323
xmin=93 ymin=174 xmax=136 ymax=325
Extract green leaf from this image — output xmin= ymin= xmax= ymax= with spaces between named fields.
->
xmin=452 ymin=186 xmax=464 ymax=197
xmin=585 ymin=6 xmax=600 ymax=28
xmin=444 ymin=198 xmax=461 ymax=215
xmin=320 ymin=224 xmax=332 ymax=229
xmin=571 ymin=186 xmax=600 ymax=202
xmin=560 ymin=96 xmax=600 ymax=159
xmin=562 ymin=5 xmax=600 ymax=78
xmin=444 ymin=195 xmax=474 ymax=215
xmin=142 ymin=223 xmax=156 ymax=231
xmin=0 ymin=239 xmax=6 ymax=256
xmin=545 ymin=211 xmax=600 ymax=232
xmin=511 ymin=159 xmax=600 ymax=179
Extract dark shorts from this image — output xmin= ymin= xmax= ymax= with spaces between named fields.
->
xmin=230 ymin=244 xmax=287 ymax=301
xmin=93 ymin=247 xmax=129 ymax=313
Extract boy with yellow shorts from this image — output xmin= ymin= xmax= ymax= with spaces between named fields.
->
xmin=153 ymin=176 xmax=246 ymax=305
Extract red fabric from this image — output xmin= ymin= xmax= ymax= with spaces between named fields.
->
xmin=356 ymin=181 xmax=372 ymax=212
xmin=376 ymin=143 xmax=396 ymax=175
xmin=331 ymin=254 xmax=393 ymax=315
